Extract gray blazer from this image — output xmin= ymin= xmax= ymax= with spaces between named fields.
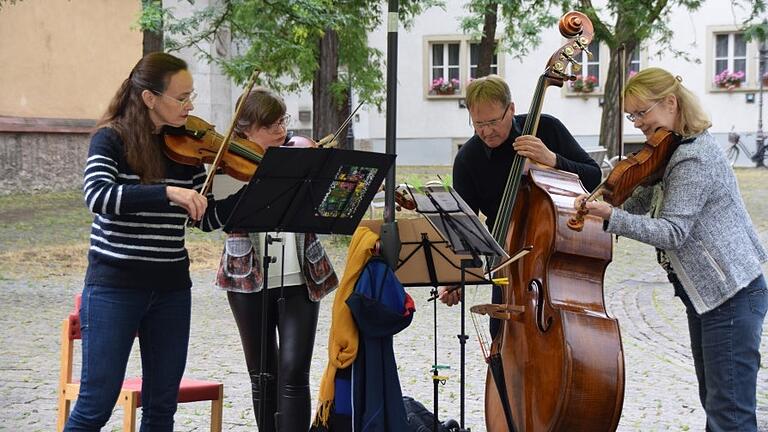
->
xmin=607 ymin=131 xmax=767 ymax=314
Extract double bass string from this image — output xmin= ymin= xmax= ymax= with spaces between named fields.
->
xmin=490 ymin=74 xmax=547 ymax=253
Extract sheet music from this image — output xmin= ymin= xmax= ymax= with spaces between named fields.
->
xmin=409 ymin=185 xmax=507 ymax=259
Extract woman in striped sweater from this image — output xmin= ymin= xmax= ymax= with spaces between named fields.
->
xmin=64 ymin=52 xmax=242 ymax=432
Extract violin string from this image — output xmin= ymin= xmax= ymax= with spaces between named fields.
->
xmin=228 ymin=142 xmax=263 ymax=162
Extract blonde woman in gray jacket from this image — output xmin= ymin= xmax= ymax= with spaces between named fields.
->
xmin=577 ymin=67 xmax=767 ymax=432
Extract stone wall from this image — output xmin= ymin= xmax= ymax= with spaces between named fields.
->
xmin=0 ymin=117 xmax=93 ymax=195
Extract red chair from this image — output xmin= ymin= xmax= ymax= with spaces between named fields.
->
xmin=57 ymin=295 xmax=223 ymax=432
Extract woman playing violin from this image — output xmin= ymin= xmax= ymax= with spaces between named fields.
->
xmin=65 ymin=52 xmax=245 ymax=431
xmin=576 ymin=67 xmax=767 ymax=432
xmin=214 ymin=87 xmax=338 ymax=432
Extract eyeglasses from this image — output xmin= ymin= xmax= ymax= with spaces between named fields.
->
xmin=152 ymin=90 xmax=197 ymax=108
xmin=470 ymin=104 xmax=510 ymax=130
xmin=625 ymin=100 xmax=661 ymax=122
xmin=263 ymin=114 xmax=292 ymax=133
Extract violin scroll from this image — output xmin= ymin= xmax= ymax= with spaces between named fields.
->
xmin=394 ymin=185 xmax=417 ymax=211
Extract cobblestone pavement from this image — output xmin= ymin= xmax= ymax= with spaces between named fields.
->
xmin=2 ymin=236 xmax=768 ymax=431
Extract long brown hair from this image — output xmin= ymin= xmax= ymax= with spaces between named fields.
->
xmin=96 ymin=52 xmax=188 ymax=183
xmin=233 ymin=87 xmax=286 ymax=139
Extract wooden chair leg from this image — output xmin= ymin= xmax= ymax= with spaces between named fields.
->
xmin=210 ymin=384 xmax=224 ymax=432
xmin=120 ymin=391 xmax=138 ymax=432
xmin=56 ymin=394 xmax=70 ymax=431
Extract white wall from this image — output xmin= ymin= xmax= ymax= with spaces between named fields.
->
xmin=356 ymin=0 xmax=765 ymax=165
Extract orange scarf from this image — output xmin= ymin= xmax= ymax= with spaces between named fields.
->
xmin=312 ymin=226 xmax=379 ymax=427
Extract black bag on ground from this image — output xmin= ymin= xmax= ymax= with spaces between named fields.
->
xmin=402 ymin=396 xmax=460 ymax=432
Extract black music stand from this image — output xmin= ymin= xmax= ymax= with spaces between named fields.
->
xmin=408 ymin=185 xmax=507 ymax=432
xmin=223 ymin=146 xmax=394 ymax=429
xmin=225 ymin=147 xmax=394 ymax=235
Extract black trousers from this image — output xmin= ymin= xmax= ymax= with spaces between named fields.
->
xmin=227 ymin=284 xmax=320 ymax=432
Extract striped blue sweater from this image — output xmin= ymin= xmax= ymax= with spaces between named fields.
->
xmin=83 ymin=127 xmax=242 ymax=291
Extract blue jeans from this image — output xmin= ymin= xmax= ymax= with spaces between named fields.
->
xmin=675 ymin=274 xmax=767 ymax=432
xmin=64 ymin=284 xmax=191 ymax=432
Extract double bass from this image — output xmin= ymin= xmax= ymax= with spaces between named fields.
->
xmin=478 ymin=11 xmax=624 ymax=431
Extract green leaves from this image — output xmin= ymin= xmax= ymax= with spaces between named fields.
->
xmin=138 ymin=0 xmax=438 ymax=106
xmin=461 ymin=0 xmax=559 ymax=60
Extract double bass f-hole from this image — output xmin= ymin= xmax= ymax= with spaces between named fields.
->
xmin=528 ymin=279 xmax=553 ymax=333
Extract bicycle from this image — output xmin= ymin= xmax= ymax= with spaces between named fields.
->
xmin=725 ymin=127 xmax=767 ymax=167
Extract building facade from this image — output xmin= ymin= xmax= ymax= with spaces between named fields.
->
xmin=1 ymin=0 xmax=764 ymax=194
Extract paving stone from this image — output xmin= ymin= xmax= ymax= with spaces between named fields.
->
xmin=2 ymin=219 xmax=768 ymax=431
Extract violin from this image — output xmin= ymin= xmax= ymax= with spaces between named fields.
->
xmin=568 ymin=127 xmax=680 ymax=231
xmin=163 ymin=115 xmax=266 ymax=183
xmin=286 ymin=133 xmax=340 ymax=149
xmin=601 ymin=128 xmax=680 ymax=205
xmin=163 ymin=116 xmax=338 ymax=183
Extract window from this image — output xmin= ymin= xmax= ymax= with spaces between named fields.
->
xmin=431 ymin=42 xmax=460 ymax=83
xmin=707 ymin=26 xmax=761 ymax=91
xmin=579 ymin=40 xmax=601 ymax=84
xmin=423 ymin=36 xmax=504 ymax=98
xmin=566 ymin=40 xmax=603 ymax=95
xmin=714 ymin=33 xmax=746 ymax=82
xmin=469 ymin=43 xmax=498 ymax=78
xmin=429 ymin=42 xmax=460 ymax=95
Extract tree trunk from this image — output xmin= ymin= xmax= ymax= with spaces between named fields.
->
xmin=313 ymin=29 xmax=351 ymax=149
xmin=599 ymin=41 xmax=636 ymax=158
xmin=142 ymin=0 xmax=162 ymax=54
xmin=476 ymin=2 xmax=498 ymax=78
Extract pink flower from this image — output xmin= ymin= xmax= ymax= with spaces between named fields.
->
xmin=571 ymin=75 xmax=598 ymax=92
xmin=429 ymin=76 xmax=460 ymax=94
xmin=714 ymin=70 xmax=744 ymax=88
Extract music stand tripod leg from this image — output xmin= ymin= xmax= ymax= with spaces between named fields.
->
xmin=420 ymin=234 xmax=446 ymax=432
xmin=431 ymin=286 xmax=440 ymax=432
xmin=257 ymin=234 xmax=281 ymax=430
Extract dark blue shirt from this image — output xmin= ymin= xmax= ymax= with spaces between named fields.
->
xmin=452 ymin=113 xmax=601 ymax=230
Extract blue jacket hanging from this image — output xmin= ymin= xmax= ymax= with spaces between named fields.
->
xmin=347 ymin=258 xmax=416 ymax=431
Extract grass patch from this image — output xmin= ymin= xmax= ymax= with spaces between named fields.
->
xmin=0 ymin=166 xmax=456 ymax=280
xmin=2 ymin=167 xmax=765 ymax=280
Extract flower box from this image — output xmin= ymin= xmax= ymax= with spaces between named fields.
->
xmin=429 ymin=77 xmax=460 ymax=96
xmin=714 ymin=70 xmax=744 ymax=91
xmin=571 ymin=75 xmax=598 ymax=93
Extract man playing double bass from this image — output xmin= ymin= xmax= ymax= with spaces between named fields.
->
xmin=438 ymin=74 xmax=601 ymax=337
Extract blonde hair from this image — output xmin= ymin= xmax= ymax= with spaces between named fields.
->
xmin=465 ymin=74 xmax=511 ymax=110
xmin=623 ymin=67 xmax=711 ymax=137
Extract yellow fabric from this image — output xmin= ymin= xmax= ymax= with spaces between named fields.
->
xmin=313 ymin=226 xmax=379 ymax=427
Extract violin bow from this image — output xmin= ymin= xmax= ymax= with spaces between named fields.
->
xmin=323 ymin=100 xmax=364 ymax=147
xmin=619 ymin=44 xmax=626 ymax=163
xmin=199 ymin=68 xmax=261 ymax=196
